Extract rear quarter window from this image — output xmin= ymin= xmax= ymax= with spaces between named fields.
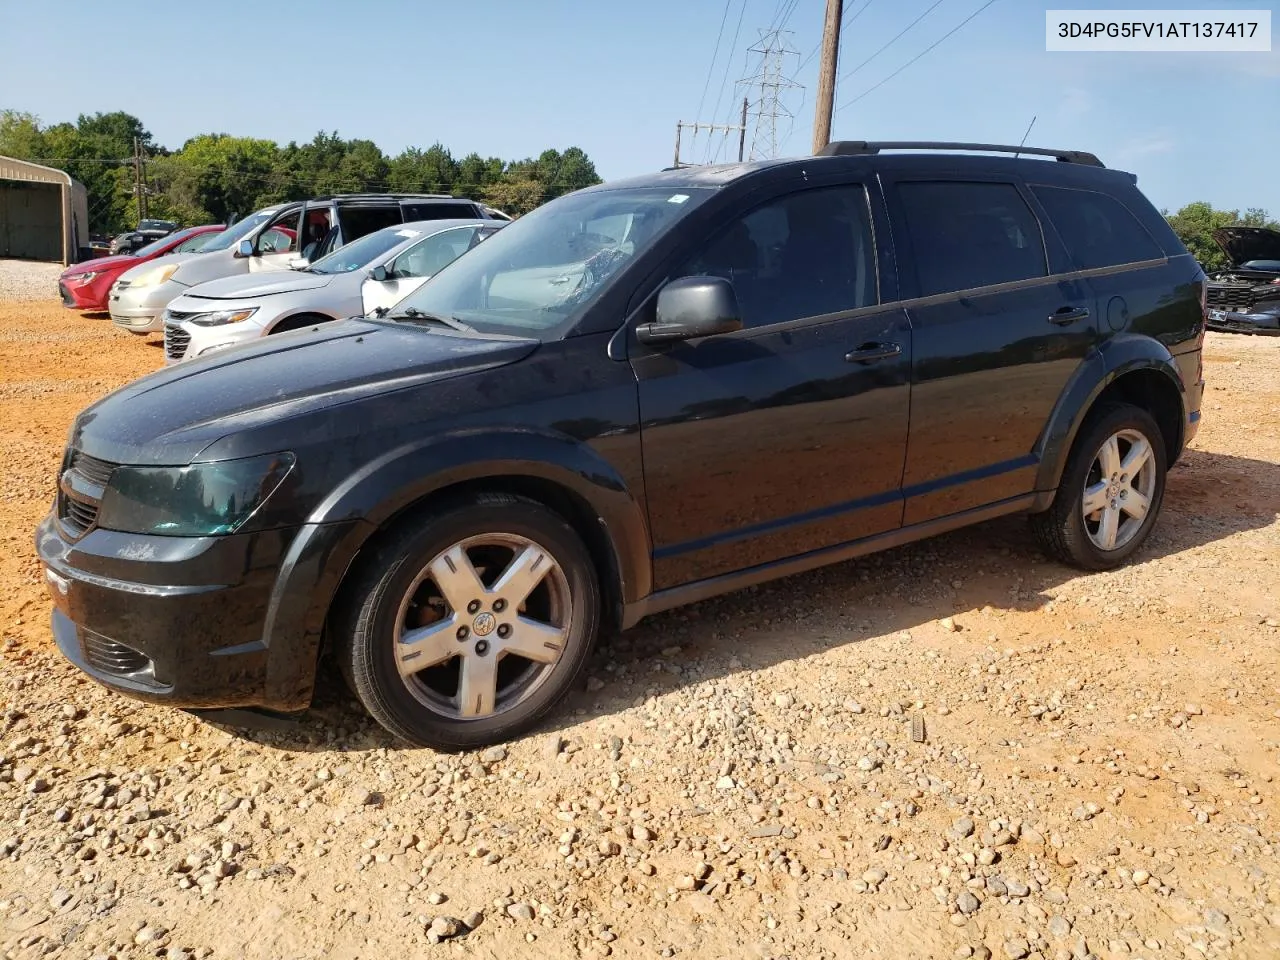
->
xmin=403 ymin=202 xmax=480 ymax=221
xmin=1031 ymin=185 xmax=1164 ymax=270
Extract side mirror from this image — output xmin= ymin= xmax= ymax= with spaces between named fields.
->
xmin=636 ymin=276 xmax=742 ymax=345
xmin=368 ymin=264 xmax=389 ymax=283
xmin=234 ymin=238 xmax=255 ymax=259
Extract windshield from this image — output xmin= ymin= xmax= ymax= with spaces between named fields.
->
xmin=389 ymin=186 xmax=711 ymax=335
xmin=131 ymin=227 xmax=203 ymax=259
xmin=308 ymin=226 xmax=418 ymax=275
xmin=197 ymin=209 xmax=282 ymax=252
xmin=138 ymin=219 xmax=176 ymax=232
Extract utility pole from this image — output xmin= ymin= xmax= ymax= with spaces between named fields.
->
xmin=738 ymin=97 xmax=749 ymax=163
xmin=812 ymin=0 xmax=843 ymax=154
xmin=132 ymin=137 xmax=144 ymax=224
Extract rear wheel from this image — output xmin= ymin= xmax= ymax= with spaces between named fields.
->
xmin=1030 ymin=403 xmax=1167 ymax=570
xmin=336 ymin=493 xmax=600 ymax=750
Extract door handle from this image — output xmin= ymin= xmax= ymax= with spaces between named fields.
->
xmin=844 ymin=341 xmax=901 ymax=364
xmin=1049 ymin=305 xmax=1090 ymax=326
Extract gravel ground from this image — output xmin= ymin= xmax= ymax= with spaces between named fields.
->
xmin=1 ymin=283 xmax=1278 ymax=960
xmin=0 ymin=260 xmax=64 ymax=302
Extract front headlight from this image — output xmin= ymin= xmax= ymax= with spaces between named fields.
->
xmin=97 ymin=453 xmax=295 ymax=536
xmin=66 ymin=271 xmax=99 ymax=284
xmin=186 ymin=307 xmax=259 ymax=327
xmin=129 ymin=264 xmax=180 ymax=289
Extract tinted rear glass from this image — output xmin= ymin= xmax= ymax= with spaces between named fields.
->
xmin=1031 ymin=185 xmax=1164 ymax=270
xmin=897 ymin=181 xmax=1047 ymax=297
xmin=338 ymin=206 xmax=403 ymax=244
xmin=403 ymin=202 xmax=478 ymax=220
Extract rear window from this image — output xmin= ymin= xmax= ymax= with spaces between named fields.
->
xmin=403 ymin=202 xmax=479 ymax=221
xmin=1031 ymin=185 xmax=1164 ymax=270
xmin=897 ymin=181 xmax=1047 ymax=297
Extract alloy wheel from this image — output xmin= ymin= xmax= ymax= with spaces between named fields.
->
xmin=392 ymin=533 xmax=571 ymax=720
xmin=1081 ymin=428 xmax=1158 ymax=552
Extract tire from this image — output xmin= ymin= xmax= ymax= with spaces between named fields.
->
xmin=1030 ymin=403 xmax=1167 ymax=571
xmin=335 ymin=493 xmax=600 ymax=750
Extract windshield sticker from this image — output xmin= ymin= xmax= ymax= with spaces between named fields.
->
xmin=668 ymin=194 xmax=690 ymax=204
xmin=396 ymin=230 xmax=421 ymax=238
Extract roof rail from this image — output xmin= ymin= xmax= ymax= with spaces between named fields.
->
xmin=815 ymin=140 xmax=1104 ymax=167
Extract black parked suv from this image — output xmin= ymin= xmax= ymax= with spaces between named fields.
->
xmin=37 ymin=141 xmax=1206 ymax=749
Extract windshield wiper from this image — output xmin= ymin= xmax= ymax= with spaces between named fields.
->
xmin=383 ymin=306 xmax=474 ymax=332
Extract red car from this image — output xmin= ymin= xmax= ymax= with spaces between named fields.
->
xmin=57 ymin=224 xmax=225 ymax=312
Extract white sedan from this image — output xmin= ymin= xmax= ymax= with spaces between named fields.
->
xmin=159 ymin=219 xmax=503 ymax=364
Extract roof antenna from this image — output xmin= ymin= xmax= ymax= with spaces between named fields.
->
xmin=1014 ymin=116 xmax=1037 ymax=159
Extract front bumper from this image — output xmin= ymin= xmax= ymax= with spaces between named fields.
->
xmin=109 ymin=279 xmax=186 ymax=334
xmin=1205 ymin=308 xmax=1280 ymax=336
xmin=59 ymin=278 xmax=108 ymax=311
xmin=36 ymin=512 xmax=354 ymax=711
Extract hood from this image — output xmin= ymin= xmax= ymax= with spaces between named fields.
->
xmin=184 ymin=271 xmax=333 ymax=300
xmin=61 ymin=253 xmax=140 ymax=277
xmin=1212 ymin=227 xmax=1280 ymax=266
xmin=70 ymin=320 xmax=540 ymax=465
xmin=116 ymin=251 xmax=200 ymax=283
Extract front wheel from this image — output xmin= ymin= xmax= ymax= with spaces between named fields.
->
xmin=1030 ymin=403 xmax=1168 ymax=570
xmin=335 ymin=493 xmax=600 ymax=750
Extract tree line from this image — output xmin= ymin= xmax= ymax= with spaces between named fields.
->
xmin=0 ymin=109 xmax=602 ymax=234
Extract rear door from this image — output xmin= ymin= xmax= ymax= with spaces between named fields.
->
xmin=884 ymin=175 xmax=1097 ymax=525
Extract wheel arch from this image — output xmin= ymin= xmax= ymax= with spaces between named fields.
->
xmin=257 ymin=430 xmax=651 ymax=708
xmin=267 ymin=310 xmax=343 ymax=334
xmin=1032 ymin=334 xmax=1187 ymax=511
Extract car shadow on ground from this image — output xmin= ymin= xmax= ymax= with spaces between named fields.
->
xmin=195 ymin=447 xmax=1280 ymax=751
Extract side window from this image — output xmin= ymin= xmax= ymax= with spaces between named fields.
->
xmin=257 ymin=209 xmax=300 ymax=254
xmin=338 ymin=205 xmax=402 ymax=246
xmin=403 ymin=202 xmax=480 ymax=221
xmin=175 ymin=233 xmax=209 ymax=253
xmin=896 ymin=181 xmax=1046 ymax=297
xmin=1031 ymin=185 xmax=1164 ymax=269
xmin=677 ymin=185 xmax=878 ymax=329
xmin=392 ymin=227 xmax=480 ymax=278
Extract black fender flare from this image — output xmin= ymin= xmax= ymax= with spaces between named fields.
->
xmin=257 ymin=429 xmax=652 ymax=708
xmin=1032 ymin=334 xmax=1187 ymax=509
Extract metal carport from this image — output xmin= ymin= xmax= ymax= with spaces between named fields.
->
xmin=0 ymin=155 xmax=91 ymax=265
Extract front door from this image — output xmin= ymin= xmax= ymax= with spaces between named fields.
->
xmin=884 ymin=177 xmax=1098 ymax=525
xmin=249 ymin=206 xmax=303 ymax=273
xmin=632 ymin=182 xmax=912 ymax=590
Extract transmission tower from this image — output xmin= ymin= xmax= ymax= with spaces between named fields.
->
xmin=737 ymin=29 xmax=802 ymax=161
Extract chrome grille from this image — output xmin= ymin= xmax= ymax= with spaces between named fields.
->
xmin=1206 ymin=285 xmax=1257 ymax=312
xmin=164 ymin=324 xmax=191 ymax=361
xmin=57 ymin=449 xmax=118 ymax=539
xmin=81 ymin=631 xmax=152 ymax=676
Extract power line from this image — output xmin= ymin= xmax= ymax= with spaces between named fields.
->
xmin=704 ymin=0 xmax=750 ymax=163
xmin=836 ymin=0 xmax=1000 ymax=112
xmin=695 ymin=0 xmax=735 ymax=123
xmin=838 ymin=0 xmax=946 ymax=84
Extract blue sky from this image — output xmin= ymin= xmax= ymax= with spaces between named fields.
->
xmin=1 ymin=0 xmax=1276 ymax=214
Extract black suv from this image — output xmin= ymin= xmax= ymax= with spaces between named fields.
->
xmin=37 ymin=141 xmax=1206 ymax=749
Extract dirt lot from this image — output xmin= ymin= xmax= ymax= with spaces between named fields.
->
xmin=0 ymin=281 xmax=1278 ymax=960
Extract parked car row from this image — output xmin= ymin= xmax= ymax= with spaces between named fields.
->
xmin=1204 ymin=226 xmax=1280 ymax=335
xmin=103 ymin=193 xmax=507 ymax=337
xmin=108 ymin=219 xmax=179 ymax=256
xmin=59 ymin=225 xmax=225 ymax=311
xmin=161 ymin=218 xmax=502 ymax=362
xmin=39 ymin=141 xmax=1208 ymax=749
